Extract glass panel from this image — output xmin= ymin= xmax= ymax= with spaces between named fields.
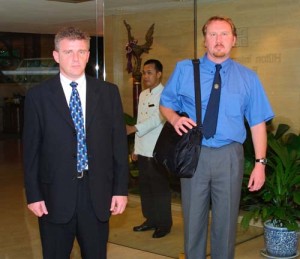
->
xmin=0 ymin=0 xmax=103 ymax=134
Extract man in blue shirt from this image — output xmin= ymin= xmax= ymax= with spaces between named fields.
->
xmin=160 ymin=16 xmax=274 ymax=259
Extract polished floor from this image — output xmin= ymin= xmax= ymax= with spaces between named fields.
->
xmin=0 ymin=138 xmax=299 ymax=259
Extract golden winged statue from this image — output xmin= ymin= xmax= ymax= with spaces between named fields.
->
xmin=124 ymin=20 xmax=155 ymax=77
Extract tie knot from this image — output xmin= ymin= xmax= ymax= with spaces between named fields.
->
xmin=215 ymin=64 xmax=222 ymax=72
xmin=70 ymin=81 xmax=78 ymax=88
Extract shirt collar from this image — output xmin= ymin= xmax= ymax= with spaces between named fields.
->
xmin=60 ymin=73 xmax=86 ymax=88
xmin=149 ymin=83 xmax=163 ymax=95
xmin=201 ymin=53 xmax=232 ymax=73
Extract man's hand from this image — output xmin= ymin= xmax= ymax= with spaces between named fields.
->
xmin=126 ymin=125 xmax=137 ymax=135
xmin=247 ymin=164 xmax=266 ymax=192
xmin=159 ymin=106 xmax=196 ymax=136
xmin=110 ymin=196 xmax=128 ymax=215
xmin=28 ymin=201 xmax=48 ymax=217
xmin=173 ymin=116 xmax=197 ymax=136
xmin=131 ymin=153 xmax=138 ymax=162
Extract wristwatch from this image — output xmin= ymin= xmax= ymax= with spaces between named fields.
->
xmin=255 ymin=158 xmax=268 ymax=165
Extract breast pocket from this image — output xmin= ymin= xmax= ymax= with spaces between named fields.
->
xmin=225 ymin=93 xmax=244 ymax=118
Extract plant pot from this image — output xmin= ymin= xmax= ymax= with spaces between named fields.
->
xmin=264 ymin=220 xmax=299 ymax=257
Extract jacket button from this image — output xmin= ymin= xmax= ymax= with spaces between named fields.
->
xmin=72 ymin=154 xmax=76 ymax=158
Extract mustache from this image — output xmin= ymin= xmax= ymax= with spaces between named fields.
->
xmin=215 ymin=43 xmax=224 ymax=48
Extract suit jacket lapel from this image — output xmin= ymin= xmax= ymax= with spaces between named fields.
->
xmin=86 ymin=76 xmax=101 ymax=130
xmin=49 ymin=75 xmax=74 ymax=128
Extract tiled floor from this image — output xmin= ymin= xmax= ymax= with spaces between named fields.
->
xmin=0 ymin=138 xmax=299 ymax=259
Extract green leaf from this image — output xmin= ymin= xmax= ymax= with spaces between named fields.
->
xmin=240 ymin=122 xmax=300 ymax=231
xmin=274 ymin=124 xmax=290 ymax=139
xmin=124 ymin=113 xmax=136 ymax=125
xmin=293 ymin=191 xmax=300 ymax=205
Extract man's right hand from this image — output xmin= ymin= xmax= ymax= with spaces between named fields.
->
xmin=131 ymin=153 xmax=138 ymax=162
xmin=126 ymin=125 xmax=137 ymax=135
xmin=173 ymin=116 xmax=196 ymax=136
xmin=159 ymin=106 xmax=196 ymax=136
xmin=28 ymin=201 xmax=48 ymax=217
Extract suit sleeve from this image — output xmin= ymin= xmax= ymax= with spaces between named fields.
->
xmin=111 ymin=85 xmax=129 ymax=195
xmin=22 ymin=89 xmax=43 ymax=204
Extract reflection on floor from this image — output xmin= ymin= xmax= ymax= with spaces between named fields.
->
xmin=0 ymin=139 xmax=299 ymax=259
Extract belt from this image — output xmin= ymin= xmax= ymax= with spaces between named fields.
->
xmin=77 ymin=170 xmax=88 ymax=179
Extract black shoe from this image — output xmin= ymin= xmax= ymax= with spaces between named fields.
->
xmin=133 ymin=223 xmax=156 ymax=232
xmin=152 ymin=228 xmax=170 ymax=238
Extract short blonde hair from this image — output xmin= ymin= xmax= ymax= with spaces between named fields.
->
xmin=54 ymin=26 xmax=90 ymax=51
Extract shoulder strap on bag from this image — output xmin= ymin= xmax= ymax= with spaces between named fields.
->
xmin=192 ymin=59 xmax=202 ymax=130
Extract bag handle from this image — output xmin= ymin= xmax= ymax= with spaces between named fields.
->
xmin=192 ymin=59 xmax=202 ymax=130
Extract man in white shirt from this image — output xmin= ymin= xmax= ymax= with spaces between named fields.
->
xmin=23 ymin=26 xmax=128 ymax=258
xmin=126 ymin=59 xmax=172 ymax=238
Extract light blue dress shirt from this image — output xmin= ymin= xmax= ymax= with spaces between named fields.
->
xmin=160 ymin=54 xmax=274 ymax=148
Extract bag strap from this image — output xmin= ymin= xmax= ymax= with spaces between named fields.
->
xmin=192 ymin=59 xmax=202 ymax=129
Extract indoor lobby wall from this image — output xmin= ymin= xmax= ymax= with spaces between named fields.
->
xmin=104 ymin=0 xmax=300 ymax=132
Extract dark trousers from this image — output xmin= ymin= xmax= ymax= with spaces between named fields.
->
xmin=39 ymin=175 xmax=109 ymax=259
xmin=138 ymin=155 xmax=172 ymax=229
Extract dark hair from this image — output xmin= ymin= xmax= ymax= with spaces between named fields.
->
xmin=54 ymin=26 xmax=90 ymax=50
xmin=144 ymin=59 xmax=163 ymax=73
xmin=202 ymin=16 xmax=237 ymax=37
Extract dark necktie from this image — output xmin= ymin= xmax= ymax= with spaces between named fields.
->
xmin=69 ymin=81 xmax=88 ymax=172
xmin=203 ymin=64 xmax=222 ymax=139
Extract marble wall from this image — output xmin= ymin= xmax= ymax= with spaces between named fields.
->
xmin=104 ymin=0 xmax=300 ymax=132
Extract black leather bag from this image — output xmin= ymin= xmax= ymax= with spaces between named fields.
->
xmin=153 ymin=59 xmax=203 ymax=178
xmin=153 ymin=113 xmax=202 ymax=178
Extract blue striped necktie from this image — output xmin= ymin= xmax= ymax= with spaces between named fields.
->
xmin=69 ymin=81 xmax=88 ymax=172
xmin=203 ymin=64 xmax=222 ymax=139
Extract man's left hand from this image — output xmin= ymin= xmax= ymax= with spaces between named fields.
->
xmin=110 ymin=196 xmax=128 ymax=215
xmin=247 ymin=164 xmax=266 ymax=192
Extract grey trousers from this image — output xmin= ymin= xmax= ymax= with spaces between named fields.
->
xmin=181 ymin=142 xmax=244 ymax=259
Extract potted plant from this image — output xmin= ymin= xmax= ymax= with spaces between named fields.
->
xmin=241 ymin=123 xmax=300 ymax=257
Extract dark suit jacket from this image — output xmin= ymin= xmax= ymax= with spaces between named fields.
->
xmin=23 ymin=74 xmax=129 ymax=223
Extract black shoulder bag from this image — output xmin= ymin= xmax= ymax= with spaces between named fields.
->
xmin=153 ymin=59 xmax=203 ymax=178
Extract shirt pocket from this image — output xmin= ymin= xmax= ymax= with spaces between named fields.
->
xmin=224 ymin=93 xmax=244 ymax=118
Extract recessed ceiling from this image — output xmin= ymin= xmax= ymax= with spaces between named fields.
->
xmin=0 ymin=0 xmax=100 ymax=34
xmin=0 ymin=0 xmax=225 ymax=35
xmin=0 ymin=0 xmax=197 ymax=35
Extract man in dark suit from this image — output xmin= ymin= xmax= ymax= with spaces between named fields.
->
xmin=23 ymin=26 xmax=129 ymax=259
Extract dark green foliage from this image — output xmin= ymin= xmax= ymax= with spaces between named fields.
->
xmin=241 ymin=123 xmax=300 ymax=231
xmin=124 ymin=113 xmax=137 ymax=126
